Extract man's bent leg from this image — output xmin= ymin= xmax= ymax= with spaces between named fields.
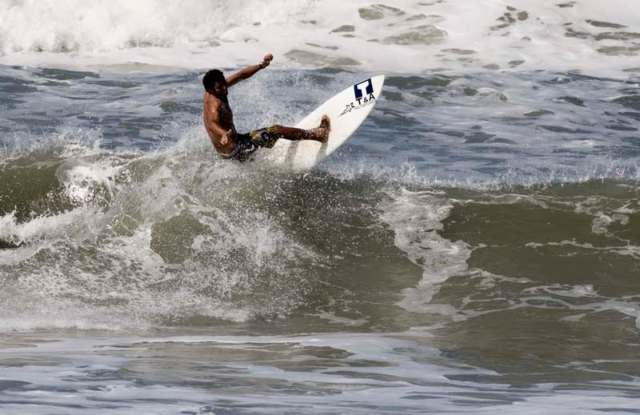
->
xmin=249 ymin=116 xmax=330 ymax=148
xmin=266 ymin=116 xmax=331 ymax=144
xmin=270 ymin=125 xmax=324 ymax=142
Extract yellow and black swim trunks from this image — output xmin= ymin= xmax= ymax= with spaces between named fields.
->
xmin=221 ymin=127 xmax=280 ymax=161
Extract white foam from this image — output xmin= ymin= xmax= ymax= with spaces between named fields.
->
xmin=1 ymin=0 xmax=639 ymax=77
xmin=0 ymin=209 xmax=81 ymax=243
xmin=380 ymin=188 xmax=471 ymax=315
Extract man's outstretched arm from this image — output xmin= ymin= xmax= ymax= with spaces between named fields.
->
xmin=226 ymin=54 xmax=273 ymax=87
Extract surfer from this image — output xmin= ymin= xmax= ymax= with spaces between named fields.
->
xmin=203 ymin=53 xmax=331 ymax=161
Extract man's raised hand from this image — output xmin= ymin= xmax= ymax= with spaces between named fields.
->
xmin=261 ymin=54 xmax=273 ymax=69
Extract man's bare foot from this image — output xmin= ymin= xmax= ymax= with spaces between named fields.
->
xmin=314 ymin=115 xmax=331 ymax=143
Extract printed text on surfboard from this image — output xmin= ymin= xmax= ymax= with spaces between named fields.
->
xmin=339 ymin=79 xmax=376 ymax=117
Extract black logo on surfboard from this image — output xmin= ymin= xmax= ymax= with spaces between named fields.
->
xmin=340 ymin=79 xmax=376 ymax=117
xmin=354 ymin=79 xmax=374 ymax=99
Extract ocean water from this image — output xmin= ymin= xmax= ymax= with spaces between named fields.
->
xmin=1 ymin=1 xmax=640 ymax=413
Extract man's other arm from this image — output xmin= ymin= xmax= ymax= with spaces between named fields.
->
xmin=226 ymin=54 xmax=273 ymax=87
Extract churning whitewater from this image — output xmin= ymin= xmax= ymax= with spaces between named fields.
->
xmin=1 ymin=0 xmax=640 ymax=77
xmin=1 ymin=1 xmax=640 ymax=414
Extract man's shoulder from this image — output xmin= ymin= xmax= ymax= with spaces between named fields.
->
xmin=204 ymin=95 xmax=221 ymax=110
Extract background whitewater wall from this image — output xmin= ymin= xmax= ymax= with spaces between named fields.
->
xmin=1 ymin=0 xmax=639 ymax=77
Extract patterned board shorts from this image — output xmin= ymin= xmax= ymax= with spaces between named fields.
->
xmin=221 ymin=127 xmax=280 ymax=161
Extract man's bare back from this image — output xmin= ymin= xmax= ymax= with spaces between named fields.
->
xmin=202 ymin=54 xmax=330 ymax=160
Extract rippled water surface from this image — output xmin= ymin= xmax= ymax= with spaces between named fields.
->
xmin=2 ymin=0 xmax=640 ymax=413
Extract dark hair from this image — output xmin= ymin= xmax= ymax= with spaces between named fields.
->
xmin=203 ymin=69 xmax=225 ymax=92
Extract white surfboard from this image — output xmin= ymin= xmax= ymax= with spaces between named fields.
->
xmin=260 ymin=75 xmax=385 ymax=170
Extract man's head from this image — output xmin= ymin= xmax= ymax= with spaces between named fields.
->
xmin=203 ymin=69 xmax=227 ymax=98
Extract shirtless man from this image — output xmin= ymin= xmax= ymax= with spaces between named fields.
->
xmin=203 ymin=53 xmax=330 ymax=161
